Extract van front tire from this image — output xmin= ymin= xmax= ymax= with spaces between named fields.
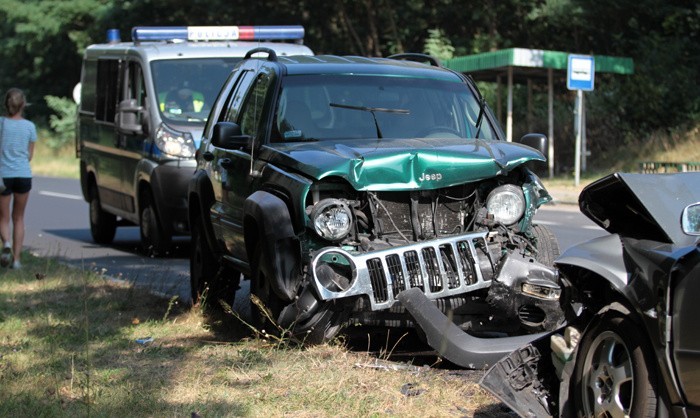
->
xmin=89 ymin=183 xmax=116 ymax=244
xmin=140 ymin=193 xmax=171 ymax=256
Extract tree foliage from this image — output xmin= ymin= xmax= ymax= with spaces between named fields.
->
xmin=1 ymin=0 xmax=697 ymax=166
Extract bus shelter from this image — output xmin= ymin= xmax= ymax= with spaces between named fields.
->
xmin=444 ymin=48 xmax=633 ymax=177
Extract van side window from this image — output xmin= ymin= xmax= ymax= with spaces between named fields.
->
xmin=80 ymin=60 xmax=97 ymax=114
xmin=96 ymin=59 xmax=120 ymax=123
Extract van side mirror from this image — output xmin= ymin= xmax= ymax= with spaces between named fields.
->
xmin=212 ymin=122 xmax=251 ymax=150
xmin=518 ymin=133 xmax=548 ymax=158
xmin=116 ymin=99 xmax=145 ymax=135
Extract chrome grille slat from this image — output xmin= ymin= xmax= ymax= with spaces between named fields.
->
xmin=311 ymin=231 xmax=491 ymax=311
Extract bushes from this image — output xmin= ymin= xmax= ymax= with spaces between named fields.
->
xmin=44 ymin=95 xmax=76 ymax=153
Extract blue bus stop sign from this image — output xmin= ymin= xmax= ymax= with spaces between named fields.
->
xmin=567 ymin=55 xmax=595 ymax=91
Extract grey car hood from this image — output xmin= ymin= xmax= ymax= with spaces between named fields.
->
xmin=579 ymin=172 xmax=700 ymax=246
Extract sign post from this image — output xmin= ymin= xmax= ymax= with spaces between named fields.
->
xmin=567 ymin=55 xmax=595 ymax=186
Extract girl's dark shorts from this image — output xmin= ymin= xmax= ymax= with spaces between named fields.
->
xmin=1 ymin=177 xmax=32 ymax=195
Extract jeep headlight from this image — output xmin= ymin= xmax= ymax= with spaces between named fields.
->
xmin=311 ymin=199 xmax=353 ymax=242
xmin=486 ymin=184 xmax=525 ymax=226
xmin=155 ymin=124 xmax=195 ymax=158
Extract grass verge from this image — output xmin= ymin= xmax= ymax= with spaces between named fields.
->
xmin=33 ymin=130 xmax=79 ymax=179
xmin=0 ymin=255 xmax=506 ymax=417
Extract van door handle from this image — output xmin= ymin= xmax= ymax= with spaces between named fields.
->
xmin=219 ymin=158 xmax=233 ymax=169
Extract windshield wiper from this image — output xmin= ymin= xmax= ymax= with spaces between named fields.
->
xmin=329 ymin=102 xmax=409 ymax=139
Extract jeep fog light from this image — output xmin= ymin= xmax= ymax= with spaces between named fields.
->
xmin=522 ymin=282 xmax=561 ymax=300
xmin=486 ymin=184 xmax=525 ymax=225
xmin=311 ymin=199 xmax=353 ymax=241
xmin=155 ymin=124 xmax=195 ymax=158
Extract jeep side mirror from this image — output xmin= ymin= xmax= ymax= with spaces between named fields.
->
xmin=212 ymin=122 xmax=251 ymax=150
xmin=518 ymin=133 xmax=548 ymax=158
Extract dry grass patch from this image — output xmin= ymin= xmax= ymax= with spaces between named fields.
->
xmin=0 ymin=255 xmax=506 ymax=417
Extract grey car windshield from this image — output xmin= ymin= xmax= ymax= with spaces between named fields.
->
xmin=152 ymin=58 xmax=240 ymax=124
xmin=273 ymin=74 xmax=498 ymax=142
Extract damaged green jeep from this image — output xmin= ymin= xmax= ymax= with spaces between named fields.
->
xmin=188 ymin=51 xmax=563 ymax=343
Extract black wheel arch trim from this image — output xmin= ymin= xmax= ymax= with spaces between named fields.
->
xmin=244 ymin=190 xmax=301 ymax=302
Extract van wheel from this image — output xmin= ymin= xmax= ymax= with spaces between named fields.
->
xmin=89 ymin=183 xmax=116 ymax=244
xmin=190 ymin=216 xmax=238 ymax=309
xmin=140 ymin=193 xmax=171 ymax=256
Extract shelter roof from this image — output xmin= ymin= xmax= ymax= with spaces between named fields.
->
xmin=444 ymin=47 xmax=634 ymax=81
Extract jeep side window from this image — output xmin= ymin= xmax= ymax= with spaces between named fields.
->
xmin=201 ymin=68 xmax=254 ymax=141
xmin=223 ymin=70 xmax=255 ymax=124
xmin=239 ymin=69 xmax=275 ymax=140
xmin=95 ymin=59 xmax=120 ymax=123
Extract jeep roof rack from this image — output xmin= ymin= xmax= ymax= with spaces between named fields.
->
xmin=129 ymin=25 xmax=305 ymax=45
xmin=387 ymin=53 xmax=442 ymax=67
xmin=244 ymin=47 xmax=278 ymax=61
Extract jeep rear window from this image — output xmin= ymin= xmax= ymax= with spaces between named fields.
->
xmin=151 ymin=58 xmax=240 ymax=124
xmin=272 ymin=74 xmax=497 ymax=142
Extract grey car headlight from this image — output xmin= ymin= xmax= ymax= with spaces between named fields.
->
xmin=486 ymin=184 xmax=525 ymax=226
xmin=311 ymin=199 xmax=353 ymax=241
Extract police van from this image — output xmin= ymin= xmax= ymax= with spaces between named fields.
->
xmin=76 ymin=26 xmax=313 ymax=254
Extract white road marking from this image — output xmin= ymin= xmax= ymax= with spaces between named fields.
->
xmin=38 ymin=190 xmax=83 ymax=200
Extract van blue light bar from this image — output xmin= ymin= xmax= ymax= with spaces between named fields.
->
xmin=131 ymin=25 xmax=304 ymax=43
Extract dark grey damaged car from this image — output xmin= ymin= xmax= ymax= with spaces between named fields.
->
xmin=400 ymin=172 xmax=700 ymax=417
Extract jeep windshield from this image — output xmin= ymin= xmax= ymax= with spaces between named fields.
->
xmin=272 ymin=74 xmax=498 ymax=142
xmin=151 ymin=58 xmax=240 ymax=124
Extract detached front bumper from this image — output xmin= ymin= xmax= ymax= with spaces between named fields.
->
xmin=397 ymin=287 xmax=548 ymax=369
xmin=310 ymin=231 xmax=494 ymax=311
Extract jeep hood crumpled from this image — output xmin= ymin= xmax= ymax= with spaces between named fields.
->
xmin=264 ymin=137 xmax=545 ymax=191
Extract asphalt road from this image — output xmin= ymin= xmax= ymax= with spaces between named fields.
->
xmin=23 ymin=176 xmax=605 ymax=307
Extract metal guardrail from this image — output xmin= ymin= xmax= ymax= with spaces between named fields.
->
xmin=639 ymin=162 xmax=700 ymax=174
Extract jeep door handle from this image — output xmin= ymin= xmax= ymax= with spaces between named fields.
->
xmin=219 ymin=158 xmax=234 ymax=169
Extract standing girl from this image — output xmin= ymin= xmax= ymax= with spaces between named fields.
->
xmin=0 ymin=88 xmax=37 ymax=269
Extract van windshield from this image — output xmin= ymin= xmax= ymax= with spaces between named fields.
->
xmin=152 ymin=58 xmax=240 ymax=124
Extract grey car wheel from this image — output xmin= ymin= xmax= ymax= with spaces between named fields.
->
xmin=574 ymin=314 xmax=657 ymax=418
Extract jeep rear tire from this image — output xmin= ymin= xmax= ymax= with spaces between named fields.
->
xmin=190 ymin=216 xmax=239 ymax=309
xmin=89 ymin=183 xmax=116 ymax=244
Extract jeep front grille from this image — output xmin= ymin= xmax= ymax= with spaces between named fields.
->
xmin=310 ymin=231 xmax=491 ymax=311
